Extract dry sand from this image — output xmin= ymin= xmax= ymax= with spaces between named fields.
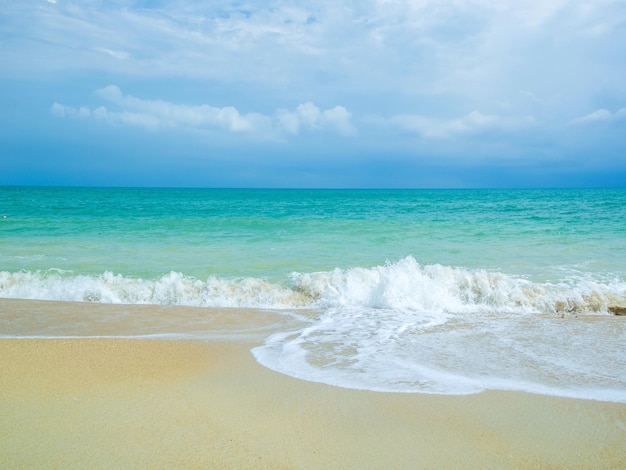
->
xmin=2 ymin=336 xmax=626 ymax=469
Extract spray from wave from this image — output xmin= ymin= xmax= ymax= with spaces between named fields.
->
xmin=1 ymin=257 xmax=624 ymax=314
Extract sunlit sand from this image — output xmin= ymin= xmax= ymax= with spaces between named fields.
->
xmin=2 ymin=302 xmax=625 ymax=468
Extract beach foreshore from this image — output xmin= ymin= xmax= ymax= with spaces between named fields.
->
xmin=1 ymin=297 xmax=626 ymax=469
xmin=1 ymin=337 xmax=624 ymax=469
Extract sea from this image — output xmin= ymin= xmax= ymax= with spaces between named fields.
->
xmin=1 ymin=186 xmax=625 ymax=402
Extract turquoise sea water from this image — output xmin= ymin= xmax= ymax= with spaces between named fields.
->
xmin=1 ymin=187 xmax=626 ymax=401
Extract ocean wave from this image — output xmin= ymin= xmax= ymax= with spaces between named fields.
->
xmin=0 ymin=270 xmax=311 ymax=308
xmin=292 ymin=257 xmax=626 ymax=315
xmin=1 ymin=256 xmax=625 ymax=314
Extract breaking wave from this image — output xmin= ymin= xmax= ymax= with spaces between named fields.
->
xmin=1 ymin=257 xmax=625 ymax=315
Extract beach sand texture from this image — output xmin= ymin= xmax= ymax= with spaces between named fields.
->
xmin=2 ymin=334 xmax=626 ymax=469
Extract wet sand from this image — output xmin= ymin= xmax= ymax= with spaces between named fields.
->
xmin=2 ymin=336 xmax=626 ymax=469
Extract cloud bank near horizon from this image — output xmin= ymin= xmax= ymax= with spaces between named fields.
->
xmin=51 ymin=86 xmax=356 ymax=138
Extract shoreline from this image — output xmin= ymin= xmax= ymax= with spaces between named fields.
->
xmin=2 ymin=337 xmax=626 ymax=468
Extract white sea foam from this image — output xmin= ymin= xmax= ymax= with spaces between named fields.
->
xmin=252 ymin=304 xmax=626 ymax=402
xmin=0 ymin=270 xmax=310 ymax=308
xmin=292 ymin=257 xmax=626 ymax=314
xmin=1 ymin=256 xmax=625 ymax=313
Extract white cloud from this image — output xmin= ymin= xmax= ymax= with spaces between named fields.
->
xmin=95 ymin=47 xmax=130 ymax=60
xmin=51 ymin=101 xmax=162 ymax=130
xmin=390 ymin=110 xmax=534 ymax=138
xmin=276 ymin=102 xmax=356 ymax=136
xmin=51 ymin=85 xmax=356 ymax=137
xmin=571 ymin=108 xmax=626 ymax=125
xmin=9 ymin=1 xmax=621 ymax=84
xmin=508 ymin=0 xmax=570 ymax=28
xmin=322 ymin=106 xmax=356 ymax=136
xmin=91 ymin=86 xmax=269 ymax=133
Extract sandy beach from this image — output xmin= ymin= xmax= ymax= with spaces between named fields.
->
xmin=2 ymin=332 xmax=626 ymax=469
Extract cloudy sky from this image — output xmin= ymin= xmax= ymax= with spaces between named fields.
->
xmin=1 ymin=0 xmax=625 ymax=187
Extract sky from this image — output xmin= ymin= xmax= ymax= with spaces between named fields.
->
xmin=1 ymin=0 xmax=625 ymax=188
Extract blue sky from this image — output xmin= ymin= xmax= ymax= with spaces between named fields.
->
xmin=1 ymin=0 xmax=625 ymax=187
